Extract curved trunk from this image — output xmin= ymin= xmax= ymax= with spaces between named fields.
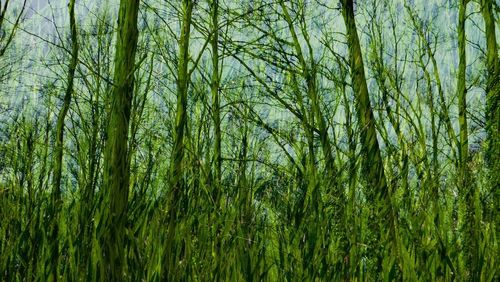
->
xmin=49 ymin=0 xmax=78 ymax=279
xmin=341 ymin=0 xmax=396 ymax=276
xmin=279 ymin=1 xmax=347 ymax=273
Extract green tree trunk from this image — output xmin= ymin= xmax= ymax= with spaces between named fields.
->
xmin=49 ymin=0 xmax=78 ymax=279
xmin=457 ymin=1 xmax=479 ymax=279
xmin=169 ymin=0 xmax=193 ymax=193
xmin=341 ymin=0 xmax=396 ymax=276
xmin=210 ymin=0 xmax=222 ymax=201
xmin=164 ymin=0 xmax=194 ymax=279
xmin=100 ymin=0 xmax=140 ymax=279
xmin=280 ymin=1 xmax=347 ymax=274
xmin=481 ymin=0 xmax=499 ymax=229
xmin=210 ymin=0 xmax=224 ymax=278
xmin=0 ymin=0 xmax=27 ymax=57
xmin=457 ymin=0 xmax=469 ymax=182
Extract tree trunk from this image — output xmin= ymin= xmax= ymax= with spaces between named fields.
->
xmin=457 ymin=1 xmax=479 ymax=279
xmin=211 ymin=0 xmax=222 ymax=201
xmin=280 ymin=1 xmax=347 ymax=273
xmin=49 ymin=0 xmax=78 ymax=279
xmin=341 ymin=0 xmax=396 ymax=276
xmin=481 ymin=0 xmax=499 ymax=230
xmin=164 ymin=0 xmax=194 ymax=278
xmin=100 ymin=0 xmax=140 ymax=279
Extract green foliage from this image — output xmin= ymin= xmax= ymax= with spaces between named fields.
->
xmin=0 ymin=0 xmax=498 ymax=281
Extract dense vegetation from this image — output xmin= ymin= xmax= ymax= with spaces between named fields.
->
xmin=0 ymin=0 xmax=498 ymax=280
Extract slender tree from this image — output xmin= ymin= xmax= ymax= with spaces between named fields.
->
xmin=210 ymin=0 xmax=222 ymax=202
xmin=0 ymin=0 xmax=27 ymax=57
xmin=279 ymin=0 xmax=348 ymax=274
xmin=169 ymin=0 xmax=194 ymax=194
xmin=341 ymin=0 xmax=397 ymax=276
xmin=164 ymin=0 xmax=194 ymax=278
xmin=48 ymin=0 xmax=79 ymax=280
xmin=456 ymin=0 xmax=480 ymax=279
xmin=457 ymin=1 xmax=469 ymax=182
xmin=209 ymin=0 xmax=225 ymax=278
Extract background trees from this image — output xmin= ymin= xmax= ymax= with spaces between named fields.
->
xmin=0 ymin=0 xmax=498 ymax=280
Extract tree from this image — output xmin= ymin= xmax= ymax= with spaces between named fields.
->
xmin=0 ymin=0 xmax=27 ymax=57
xmin=480 ymin=0 xmax=499 ymax=229
xmin=456 ymin=0 xmax=480 ymax=279
xmin=341 ymin=0 xmax=397 ymax=276
xmin=210 ymin=0 xmax=222 ymax=203
xmin=48 ymin=0 xmax=79 ymax=280
xmin=164 ymin=0 xmax=194 ymax=278
xmin=99 ymin=0 xmax=141 ymax=279
xmin=0 ymin=0 xmax=27 ymax=84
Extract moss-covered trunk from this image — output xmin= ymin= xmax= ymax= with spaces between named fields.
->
xmin=481 ymin=0 xmax=499 ymax=230
xmin=100 ymin=0 xmax=140 ymax=279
